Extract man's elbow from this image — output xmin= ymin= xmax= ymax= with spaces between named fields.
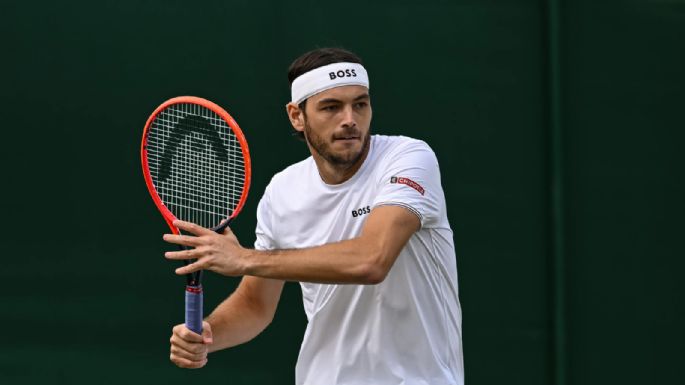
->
xmin=356 ymin=253 xmax=393 ymax=285
xmin=361 ymin=267 xmax=387 ymax=285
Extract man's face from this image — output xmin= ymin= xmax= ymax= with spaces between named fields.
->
xmin=301 ymin=85 xmax=372 ymax=167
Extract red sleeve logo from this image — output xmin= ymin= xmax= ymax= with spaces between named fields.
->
xmin=390 ymin=176 xmax=425 ymax=195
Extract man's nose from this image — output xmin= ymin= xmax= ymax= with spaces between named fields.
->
xmin=341 ymin=105 xmax=357 ymax=128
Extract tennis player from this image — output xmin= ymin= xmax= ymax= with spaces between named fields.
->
xmin=164 ymin=47 xmax=464 ymax=385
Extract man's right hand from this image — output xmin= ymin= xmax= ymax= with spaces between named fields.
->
xmin=169 ymin=321 xmax=213 ymax=369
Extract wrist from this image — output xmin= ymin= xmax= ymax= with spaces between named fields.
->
xmin=240 ymin=248 xmax=259 ymax=276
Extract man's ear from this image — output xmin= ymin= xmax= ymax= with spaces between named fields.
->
xmin=286 ymin=102 xmax=305 ymax=133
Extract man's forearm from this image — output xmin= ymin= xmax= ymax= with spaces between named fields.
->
xmin=205 ymin=287 xmax=275 ymax=353
xmin=243 ymin=237 xmax=386 ymax=284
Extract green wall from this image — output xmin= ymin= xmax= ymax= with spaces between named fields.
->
xmin=2 ymin=1 xmax=683 ymax=384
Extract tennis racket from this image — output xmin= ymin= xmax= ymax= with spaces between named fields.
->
xmin=141 ymin=96 xmax=251 ymax=334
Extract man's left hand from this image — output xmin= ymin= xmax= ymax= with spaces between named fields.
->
xmin=163 ymin=220 xmax=247 ymax=276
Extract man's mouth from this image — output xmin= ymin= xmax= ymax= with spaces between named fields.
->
xmin=334 ymin=134 xmax=360 ymax=141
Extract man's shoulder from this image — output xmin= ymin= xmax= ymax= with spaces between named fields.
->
xmin=266 ymin=156 xmax=315 ymax=190
xmin=372 ymin=135 xmax=436 ymax=161
xmin=373 ymin=134 xmax=432 ymax=150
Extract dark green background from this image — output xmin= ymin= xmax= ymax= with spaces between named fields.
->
xmin=2 ymin=0 xmax=683 ymax=384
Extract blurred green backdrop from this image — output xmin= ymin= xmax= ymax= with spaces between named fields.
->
xmin=1 ymin=0 xmax=683 ymax=384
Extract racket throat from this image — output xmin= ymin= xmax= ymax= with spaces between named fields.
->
xmin=179 ymin=245 xmax=203 ymax=286
xmin=212 ymin=217 xmax=234 ymax=234
xmin=186 ymin=267 xmax=203 ymax=286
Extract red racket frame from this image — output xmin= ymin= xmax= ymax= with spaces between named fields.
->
xmin=140 ymin=96 xmax=252 ymax=235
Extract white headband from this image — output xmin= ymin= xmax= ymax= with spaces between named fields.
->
xmin=290 ymin=62 xmax=369 ymax=104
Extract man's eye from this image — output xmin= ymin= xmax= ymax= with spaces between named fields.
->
xmin=355 ymin=102 xmax=368 ymax=109
xmin=322 ymin=105 xmax=338 ymax=111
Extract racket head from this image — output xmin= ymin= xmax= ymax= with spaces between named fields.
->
xmin=141 ymin=96 xmax=251 ymax=234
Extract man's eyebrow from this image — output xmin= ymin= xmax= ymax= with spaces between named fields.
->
xmin=316 ymin=98 xmax=342 ymax=105
xmin=317 ymin=93 xmax=370 ymax=105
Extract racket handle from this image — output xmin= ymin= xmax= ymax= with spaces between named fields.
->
xmin=185 ymin=285 xmax=203 ymax=334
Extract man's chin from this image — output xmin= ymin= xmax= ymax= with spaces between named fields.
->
xmin=327 ymin=148 xmax=364 ymax=166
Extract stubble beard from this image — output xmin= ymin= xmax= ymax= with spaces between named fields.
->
xmin=304 ymin=121 xmax=371 ymax=168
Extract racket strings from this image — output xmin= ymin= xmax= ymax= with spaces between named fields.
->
xmin=146 ymin=103 xmax=246 ymax=230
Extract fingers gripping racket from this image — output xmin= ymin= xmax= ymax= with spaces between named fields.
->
xmin=141 ymin=96 xmax=251 ymax=334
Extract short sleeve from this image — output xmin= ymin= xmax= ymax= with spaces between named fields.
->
xmin=254 ymin=183 xmax=277 ymax=250
xmin=372 ymin=140 xmax=446 ymax=228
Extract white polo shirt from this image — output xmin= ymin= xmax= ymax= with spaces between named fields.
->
xmin=254 ymin=135 xmax=463 ymax=385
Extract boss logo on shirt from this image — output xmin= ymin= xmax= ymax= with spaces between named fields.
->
xmin=351 ymin=205 xmax=372 ymax=218
xmin=329 ymin=69 xmax=358 ymax=80
xmin=390 ymin=176 xmax=425 ymax=195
